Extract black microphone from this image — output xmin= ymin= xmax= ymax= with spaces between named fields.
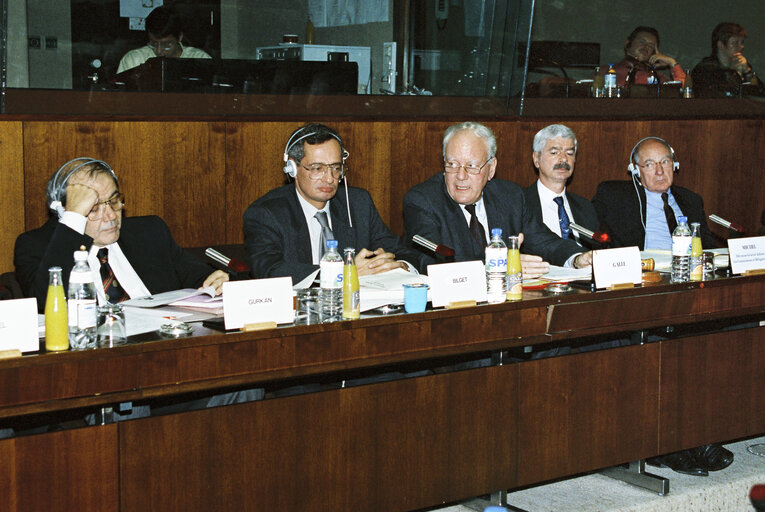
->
xmin=412 ymin=235 xmax=455 ymax=259
xmin=205 ymin=248 xmax=250 ymax=273
xmin=569 ymin=222 xmax=611 ymax=248
xmin=708 ymin=214 xmax=745 ymax=234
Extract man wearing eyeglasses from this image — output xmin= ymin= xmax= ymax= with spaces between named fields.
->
xmin=243 ymin=123 xmax=422 ymax=284
xmin=403 ymin=122 xmax=590 ymax=277
xmin=592 ymin=137 xmax=715 ymax=250
xmin=15 ymin=158 xmax=227 ymax=312
xmin=116 ymin=6 xmax=211 ymax=74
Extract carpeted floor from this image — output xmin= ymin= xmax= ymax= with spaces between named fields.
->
xmin=431 ymin=436 xmax=765 ymax=512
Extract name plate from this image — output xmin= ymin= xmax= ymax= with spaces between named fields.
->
xmin=223 ymin=277 xmax=294 ymax=330
xmin=427 ymin=260 xmax=486 ymax=308
xmin=592 ymin=247 xmax=641 ymax=289
xmin=728 ymin=236 xmax=765 ymax=274
xmin=0 ymin=298 xmax=39 ymax=353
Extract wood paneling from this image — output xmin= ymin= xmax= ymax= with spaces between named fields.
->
xmin=0 ymin=123 xmax=24 ymax=272
xmin=516 ymin=344 xmax=660 ymax=486
xmin=120 ymin=367 xmax=518 ymax=512
xmin=659 ymin=327 xmax=765 ymax=454
xmin=0 ymin=425 xmax=118 ymax=512
xmin=3 ymin=117 xmax=764 ymax=273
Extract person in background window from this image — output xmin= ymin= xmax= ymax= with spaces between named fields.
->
xmin=610 ymin=26 xmax=685 ymax=87
xmin=691 ymin=22 xmax=764 ymax=97
xmin=117 ymin=6 xmax=211 ymax=74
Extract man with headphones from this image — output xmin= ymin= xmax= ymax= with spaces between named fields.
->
xmin=15 ymin=157 xmax=228 ymax=312
xmin=243 ymin=123 xmax=422 ymax=284
xmin=592 ymin=137 xmax=715 ymax=251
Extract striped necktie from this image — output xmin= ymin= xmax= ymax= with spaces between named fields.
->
xmin=553 ymin=196 xmax=572 ymax=239
xmin=97 ymin=248 xmax=129 ymax=303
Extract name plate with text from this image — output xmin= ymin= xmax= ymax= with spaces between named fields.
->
xmin=592 ymin=247 xmax=641 ymax=289
xmin=728 ymin=236 xmax=765 ymax=274
xmin=223 ymin=277 xmax=294 ymax=330
xmin=0 ymin=298 xmax=39 ymax=353
xmin=427 ymin=260 xmax=487 ymax=308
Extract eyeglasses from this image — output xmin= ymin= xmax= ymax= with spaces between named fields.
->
xmin=443 ymin=158 xmax=492 ymax=175
xmin=301 ymin=163 xmax=345 ymax=180
xmin=88 ymin=193 xmax=124 ymax=220
xmin=638 ymin=158 xmax=673 ymax=172
xmin=148 ymin=40 xmax=177 ymax=52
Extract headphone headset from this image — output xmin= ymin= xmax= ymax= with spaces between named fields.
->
xmin=627 ymin=136 xmax=679 ymax=177
xmin=46 ymin=157 xmax=117 ymax=219
xmin=282 ymin=126 xmax=349 ymax=178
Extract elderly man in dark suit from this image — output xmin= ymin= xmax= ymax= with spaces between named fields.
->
xmin=243 ymin=123 xmax=422 ymax=284
xmin=524 ymin=124 xmax=600 ymax=249
xmin=592 ymin=137 xmax=716 ymax=251
xmin=403 ymin=121 xmax=590 ymax=277
xmin=15 ymin=157 xmax=227 ymax=312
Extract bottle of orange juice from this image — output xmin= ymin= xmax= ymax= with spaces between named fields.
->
xmin=506 ymin=236 xmax=523 ymax=301
xmin=690 ymin=222 xmax=703 ymax=281
xmin=342 ymin=248 xmax=360 ymax=320
xmin=45 ymin=266 xmax=69 ymax=352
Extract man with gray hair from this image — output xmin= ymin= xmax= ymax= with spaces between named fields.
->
xmin=524 ymin=124 xmax=600 ymax=249
xmin=403 ymin=122 xmax=590 ymax=276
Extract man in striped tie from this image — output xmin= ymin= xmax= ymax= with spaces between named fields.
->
xmin=15 ymin=157 xmax=228 ymax=311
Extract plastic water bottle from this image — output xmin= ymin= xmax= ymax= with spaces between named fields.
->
xmin=68 ymin=246 xmax=97 ymax=349
xmin=689 ymin=222 xmax=703 ymax=281
xmin=671 ymin=216 xmax=692 ymax=283
xmin=485 ymin=228 xmax=507 ymax=304
xmin=605 ymin=63 xmax=618 ymax=97
xmin=320 ymin=239 xmax=343 ymax=322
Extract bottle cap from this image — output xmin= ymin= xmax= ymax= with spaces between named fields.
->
xmin=344 ymin=247 xmax=355 ymax=254
xmin=491 ymin=228 xmax=502 ymax=237
xmin=326 ymin=239 xmax=338 ymax=249
xmin=678 ymin=216 xmax=688 ymax=224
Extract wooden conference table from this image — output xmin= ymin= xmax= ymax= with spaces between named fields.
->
xmin=1 ymin=273 xmax=764 ymax=512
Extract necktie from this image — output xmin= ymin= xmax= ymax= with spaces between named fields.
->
xmin=662 ymin=192 xmax=678 ymax=235
xmin=97 ymin=248 xmax=128 ymax=303
xmin=464 ymin=203 xmax=487 ymax=249
xmin=314 ymin=211 xmax=334 ymax=260
xmin=553 ymin=196 xmax=571 ymax=239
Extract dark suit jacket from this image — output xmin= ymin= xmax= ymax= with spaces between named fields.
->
xmin=14 ymin=215 xmax=215 ymax=312
xmin=243 ymin=184 xmax=423 ymax=283
xmin=403 ymin=174 xmax=582 ymax=271
xmin=591 ymin=180 xmax=716 ymax=250
xmin=523 ymin=183 xmax=600 ymax=249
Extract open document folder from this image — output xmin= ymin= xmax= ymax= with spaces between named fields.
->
xmin=522 ymin=265 xmax=592 ymax=288
xmin=359 ymin=268 xmax=429 ymax=312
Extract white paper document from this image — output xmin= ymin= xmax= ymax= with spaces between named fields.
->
xmin=359 ymin=268 xmax=428 ymax=312
xmin=121 ymin=287 xmax=216 ymax=308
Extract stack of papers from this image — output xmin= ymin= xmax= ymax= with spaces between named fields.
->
xmin=359 ymin=268 xmax=429 ymax=312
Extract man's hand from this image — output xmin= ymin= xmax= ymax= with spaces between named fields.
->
xmin=65 ymin=183 xmax=100 ymax=217
xmin=355 ymin=248 xmax=407 ymax=276
xmin=573 ymin=251 xmax=593 ymax=269
xmin=516 ymin=233 xmax=550 ymax=279
xmin=648 ymin=51 xmax=677 ymax=69
xmin=202 ymin=270 xmax=229 ymax=295
xmin=731 ymin=53 xmax=749 ymax=76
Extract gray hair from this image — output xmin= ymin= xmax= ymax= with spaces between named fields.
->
xmin=442 ymin=122 xmax=497 ymax=160
xmin=533 ymin=124 xmax=578 ymax=154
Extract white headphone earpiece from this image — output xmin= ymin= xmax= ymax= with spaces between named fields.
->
xmin=627 ymin=136 xmax=679 ymax=176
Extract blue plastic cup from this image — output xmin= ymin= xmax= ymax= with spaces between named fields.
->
xmin=402 ymin=283 xmax=429 ymax=313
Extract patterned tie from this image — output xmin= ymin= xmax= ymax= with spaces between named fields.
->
xmin=464 ymin=203 xmax=487 ymax=249
xmin=662 ymin=192 xmax=678 ymax=235
xmin=97 ymin=248 xmax=129 ymax=303
xmin=314 ymin=211 xmax=334 ymax=260
xmin=553 ymin=196 xmax=572 ymax=239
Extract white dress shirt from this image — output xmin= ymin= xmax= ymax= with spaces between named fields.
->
xmin=295 ymin=190 xmax=333 ymax=265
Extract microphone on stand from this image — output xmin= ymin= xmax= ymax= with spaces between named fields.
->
xmin=205 ymin=248 xmax=250 ymax=273
xmin=708 ymin=214 xmax=745 ymax=234
xmin=569 ymin=222 xmax=611 ymax=248
xmin=411 ymin=235 xmax=455 ymax=259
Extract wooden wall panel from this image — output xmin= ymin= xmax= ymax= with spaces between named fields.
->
xmin=0 ymin=425 xmax=119 ymax=512
xmin=0 ymin=123 xmax=24 ymax=272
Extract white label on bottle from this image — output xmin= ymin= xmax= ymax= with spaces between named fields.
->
xmin=68 ymin=299 xmax=97 ymax=328
xmin=672 ymin=235 xmax=692 ymax=256
xmin=320 ymin=261 xmax=343 ymax=288
xmin=485 ymin=246 xmax=507 ymax=273
xmin=605 ymin=73 xmax=616 ymax=89
xmin=69 ymin=270 xmax=94 ymax=284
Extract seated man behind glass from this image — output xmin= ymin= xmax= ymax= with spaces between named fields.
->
xmin=610 ymin=26 xmax=685 ymax=86
xmin=117 ymin=6 xmax=211 ymax=74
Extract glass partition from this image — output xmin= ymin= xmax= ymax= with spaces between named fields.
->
xmin=2 ymin=0 xmax=763 ymax=116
